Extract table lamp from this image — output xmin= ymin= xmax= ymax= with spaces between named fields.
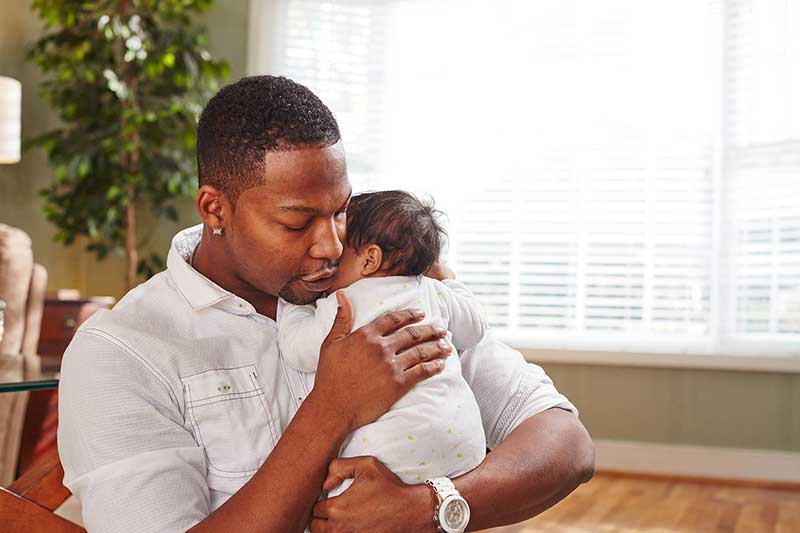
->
xmin=0 ymin=76 xmax=22 ymax=164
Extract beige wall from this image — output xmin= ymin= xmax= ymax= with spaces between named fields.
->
xmin=0 ymin=0 xmax=249 ymax=298
xmin=2 ymin=1 xmax=797 ymax=454
xmin=543 ymin=363 xmax=800 ymax=452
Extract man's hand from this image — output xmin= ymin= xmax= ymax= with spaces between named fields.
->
xmin=424 ymin=261 xmax=456 ymax=281
xmin=310 ymin=457 xmax=436 ymax=533
xmin=310 ymin=291 xmax=452 ymax=432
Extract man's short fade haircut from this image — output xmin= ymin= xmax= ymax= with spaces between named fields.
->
xmin=196 ymin=75 xmax=341 ymax=204
xmin=346 ymin=190 xmax=447 ymax=276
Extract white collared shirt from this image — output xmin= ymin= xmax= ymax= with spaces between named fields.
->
xmin=57 ymin=224 xmax=576 ymax=533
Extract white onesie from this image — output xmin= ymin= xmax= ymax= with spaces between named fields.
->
xmin=277 ymin=275 xmax=488 ymax=496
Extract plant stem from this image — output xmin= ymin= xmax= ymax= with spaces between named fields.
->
xmin=117 ymin=0 xmax=139 ymax=290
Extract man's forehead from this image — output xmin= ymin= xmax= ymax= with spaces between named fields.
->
xmin=264 ymin=142 xmax=345 ymax=182
xmin=239 ymin=146 xmax=351 ymax=211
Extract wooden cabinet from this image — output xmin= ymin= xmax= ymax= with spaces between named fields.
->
xmin=37 ymin=297 xmax=115 ymax=372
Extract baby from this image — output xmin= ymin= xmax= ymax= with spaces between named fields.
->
xmin=277 ymin=190 xmax=488 ymax=496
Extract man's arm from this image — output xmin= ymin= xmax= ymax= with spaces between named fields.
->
xmin=311 ymin=271 xmax=594 ymax=532
xmin=312 ymin=408 xmax=592 ymax=532
xmin=453 ymin=408 xmax=594 ymax=530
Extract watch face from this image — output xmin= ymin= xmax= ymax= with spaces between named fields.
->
xmin=442 ymin=496 xmax=470 ymax=531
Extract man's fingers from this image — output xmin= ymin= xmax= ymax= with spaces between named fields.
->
xmin=312 ymin=497 xmax=335 ymax=519
xmin=394 ymin=338 xmax=452 ymax=371
xmin=322 ymin=456 xmax=383 ymax=491
xmin=403 ymin=358 xmax=446 ymax=387
xmin=369 ymin=308 xmax=425 ymax=336
xmin=387 ymin=323 xmax=447 ymax=354
xmin=309 ymin=518 xmax=328 ymax=532
xmin=322 ymin=457 xmax=357 ymax=492
xmin=325 ymin=291 xmax=354 ymax=343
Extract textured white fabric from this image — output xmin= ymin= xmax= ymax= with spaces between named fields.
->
xmin=278 ymin=276 xmax=488 ymax=495
xmin=57 ymin=223 xmax=577 ymax=533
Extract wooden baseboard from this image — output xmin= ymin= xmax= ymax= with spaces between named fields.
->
xmin=594 ymin=439 xmax=800 ymax=486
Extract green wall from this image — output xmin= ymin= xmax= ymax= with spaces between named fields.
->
xmin=543 ymin=362 xmax=800 ymax=452
xmin=1 ymin=1 xmax=797 ymax=454
xmin=0 ymin=0 xmax=249 ymax=298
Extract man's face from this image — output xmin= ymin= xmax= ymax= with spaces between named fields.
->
xmin=225 ymin=142 xmax=351 ymax=305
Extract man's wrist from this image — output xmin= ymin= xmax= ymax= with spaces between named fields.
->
xmin=408 ymin=482 xmax=440 ymax=532
xmin=301 ymin=389 xmax=354 ymax=438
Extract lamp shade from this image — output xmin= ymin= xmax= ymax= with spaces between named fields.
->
xmin=0 ymin=76 xmax=22 ymax=164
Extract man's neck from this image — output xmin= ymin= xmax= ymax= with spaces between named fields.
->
xmin=191 ymin=236 xmax=279 ymax=320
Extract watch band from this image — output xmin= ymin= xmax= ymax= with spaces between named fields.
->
xmin=425 ymin=477 xmax=459 ymax=532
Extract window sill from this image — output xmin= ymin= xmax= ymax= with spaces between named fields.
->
xmin=516 ymin=347 xmax=800 ymax=374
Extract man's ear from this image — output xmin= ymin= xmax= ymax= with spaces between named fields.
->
xmin=361 ymin=244 xmax=383 ymax=276
xmin=197 ymin=184 xmax=230 ymax=230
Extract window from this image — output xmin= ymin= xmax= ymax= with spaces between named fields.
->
xmin=254 ymin=0 xmax=800 ymax=356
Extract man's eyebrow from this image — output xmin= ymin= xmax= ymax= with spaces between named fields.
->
xmin=279 ymin=190 xmax=352 ymax=215
xmin=279 ymin=205 xmax=320 ymax=215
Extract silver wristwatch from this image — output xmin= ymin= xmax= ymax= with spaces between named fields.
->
xmin=424 ymin=477 xmax=470 ymax=533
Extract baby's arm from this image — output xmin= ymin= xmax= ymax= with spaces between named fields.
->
xmin=434 ymin=279 xmax=489 ymax=352
xmin=276 ymin=294 xmax=340 ymax=373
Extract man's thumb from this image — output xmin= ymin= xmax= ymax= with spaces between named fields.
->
xmin=327 ymin=291 xmax=353 ymax=341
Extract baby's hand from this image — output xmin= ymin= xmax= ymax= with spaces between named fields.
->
xmin=424 ymin=261 xmax=456 ymax=281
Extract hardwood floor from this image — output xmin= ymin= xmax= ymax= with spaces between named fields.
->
xmin=479 ymin=473 xmax=800 ymax=533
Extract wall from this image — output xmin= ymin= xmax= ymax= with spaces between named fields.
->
xmin=542 ymin=362 xmax=800 ymax=452
xmin=0 ymin=0 xmax=249 ymax=298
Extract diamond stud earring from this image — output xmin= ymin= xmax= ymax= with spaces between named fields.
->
xmin=212 ymin=227 xmax=223 ymax=236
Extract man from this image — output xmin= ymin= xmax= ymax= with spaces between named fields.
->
xmin=58 ymin=76 xmax=594 ymax=532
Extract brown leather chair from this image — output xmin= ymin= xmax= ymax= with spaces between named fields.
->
xmin=0 ymin=223 xmax=47 ymax=485
xmin=0 ymin=223 xmax=82 ymax=530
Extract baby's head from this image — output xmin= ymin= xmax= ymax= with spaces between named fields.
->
xmin=331 ymin=190 xmax=446 ymax=290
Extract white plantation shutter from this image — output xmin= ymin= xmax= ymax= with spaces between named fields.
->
xmin=726 ymin=0 xmax=800 ymax=342
xmin=261 ymin=0 xmax=800 ymax=355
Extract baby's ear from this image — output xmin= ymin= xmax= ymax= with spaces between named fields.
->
xmin=362 ymin=244 xmax=383 ymax=276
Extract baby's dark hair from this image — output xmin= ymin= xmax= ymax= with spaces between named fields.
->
xmin=346 ymin=190 xmax=446 ymax=276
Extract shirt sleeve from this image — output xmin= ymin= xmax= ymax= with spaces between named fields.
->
xmin=432 ymin=278 xmax=488 ymax=352
xmin=441 ymin=279 xmax=578 ymax=450
xmin=57 ymin=330 xmax=210 ymax=533
xmin=276 ymin=295 xmax=339 ymax=373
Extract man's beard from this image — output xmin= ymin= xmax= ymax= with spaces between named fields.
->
xmin=278 ymin=280 xmax=318 ymax=305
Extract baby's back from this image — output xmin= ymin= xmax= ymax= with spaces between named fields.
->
xmin=335 ymin=276 xmax=487 ymax=488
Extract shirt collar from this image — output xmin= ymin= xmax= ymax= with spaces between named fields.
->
xmin=167 ymin=224 xmax=254 ymax=314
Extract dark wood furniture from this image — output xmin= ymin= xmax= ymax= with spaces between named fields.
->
xmin=16 ymin=297 xmax=114 ymax=476
xmin=0 ymin=446 xmax=82 ymax=531
xmin=38 ymin=297 xmax=115 ymax=372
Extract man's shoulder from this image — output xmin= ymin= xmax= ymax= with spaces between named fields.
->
xmin=82 ymin=270 xmax=187 ymax=333
xmin=67 ymin=271 xmax=193 ymax=378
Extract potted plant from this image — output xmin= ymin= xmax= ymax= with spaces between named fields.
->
xmin=28 ymin=0 xmax=229 ymax=289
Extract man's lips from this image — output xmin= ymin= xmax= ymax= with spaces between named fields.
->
xmin=300 ymin=269 xmax=337 ymax=283
xmin=298 ymin=269 xmax=337 ymax=292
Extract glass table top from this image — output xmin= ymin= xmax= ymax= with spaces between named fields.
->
xmin=0 ymin=353 xmax=60 ymax=393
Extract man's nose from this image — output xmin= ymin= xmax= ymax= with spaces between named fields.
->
xmin=309 ymin=218 xmax=343 ymax=260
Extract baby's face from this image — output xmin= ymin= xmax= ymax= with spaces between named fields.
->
xmin=328 ymin=245 xmax=367 ymax=292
